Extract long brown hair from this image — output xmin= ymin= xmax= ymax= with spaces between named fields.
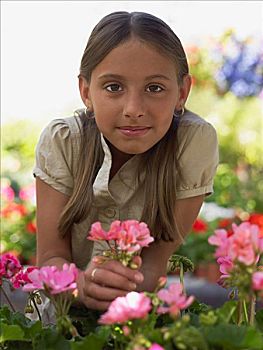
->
xmin=58 ymin=11 xmax=189 ymax=241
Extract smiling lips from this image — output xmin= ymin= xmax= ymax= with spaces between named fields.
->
xmin=117 ymin=126 xmax=151 ymax=136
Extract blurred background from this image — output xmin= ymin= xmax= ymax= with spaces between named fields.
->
xmin=1 ymin=1 xmax=263 ymax=305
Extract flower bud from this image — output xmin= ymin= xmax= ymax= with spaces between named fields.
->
xmin=228 ymin=289 xmax=236 ymax=300
xmin=36 ymin=294 xmax=42 ymax=304
xmin=25 ymin=305 xmax=34 ymax=313
xmin=130 ymin=262 xmax=139 ymax=269
xmin=157 ymin=276 xmax=167 ymax=290
xmin=122 ymin=325 xmax=131 ymax=336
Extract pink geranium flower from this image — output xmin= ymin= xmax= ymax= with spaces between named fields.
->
xmin=252 ymin=271 xmax=263 ymax=291
xmin=208 ymin=229 xmax=229 ymax=258
xmin=87 ymin=220 xmax=154 ymax=254
xmin=229 ymin=223 xmax=262 ymax=266
xmin=157 ymin=283 xmax=194 ymax=317
xmin=217 ymin=256 xmax=234 ymax=275
xmin=99 ymin=291 xmax=152 ymax=324
xmin=0 ymin=253 xmax=22 ymax=283
xmin=22 ymin=268 xmax=45 ymax=292
xmin=23 ymin=263 xmax=78 ymax=294
xmin=88 ymin=222 xmax=112 ymax=241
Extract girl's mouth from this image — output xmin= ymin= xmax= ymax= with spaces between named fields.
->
xmin=117 ymin=126 xmax=151 ymax=136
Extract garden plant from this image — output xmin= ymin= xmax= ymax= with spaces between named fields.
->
xmin=0 ymin=219 xmax=263 ymax=350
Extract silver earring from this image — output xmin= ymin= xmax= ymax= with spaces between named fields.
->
xmin=175 ymin=106 xmax=185 ymax=117
xmin=85 ymin=107 xmax=95 ymax=119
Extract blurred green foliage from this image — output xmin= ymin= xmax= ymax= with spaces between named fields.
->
xmin=187 ymin=87 xmax=263 ymax=212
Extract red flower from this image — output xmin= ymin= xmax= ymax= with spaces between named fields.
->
xmin=192 ymin=219 xmax=208 ymax=233
xmin=1 ymin=202 xmax=27 ymax=218
xmin=26 ymin=221 xmax=36 ymax=234
xmin=218 ymin=218 xmax=234 ymax=237
xmin=248 ymin=213 xmax=263 ymax=237
xmin=218 ymin=218 xmax=232 ymax=228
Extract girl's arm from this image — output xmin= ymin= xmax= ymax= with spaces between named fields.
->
xmin=36 ymin=177 xmax=72 ymax=268
xmin=138 ymin=194 xmax=204 ymax=292
xmin=36 ymin=177 xmax=143 ymax=310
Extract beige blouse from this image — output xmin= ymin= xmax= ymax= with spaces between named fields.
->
xmin=34 ymin=110 xmax=219 ymax=270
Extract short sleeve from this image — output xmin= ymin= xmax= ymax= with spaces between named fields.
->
xmin=175 ymin=115 xmax=219 ymax=200
xmin=33 ymin=117 xmax=80 ymax=196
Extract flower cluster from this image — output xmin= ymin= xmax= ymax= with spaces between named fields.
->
xmin=157 ymin=282 xmax=194 ymax=318
xmin=1 ymin=178 xmax=36 ymax=264
xmin=214 ymin=31 xmax=263 ymax=98
xmin=0 ymin=252 xmax=21 ymax=284
xmin=22 ymin=263 xmax=78 ymax=295
xmin=99 ymin=291 xmax=152 ymax=325
xmin=0 ymin=252 xmax=79 ymax=336
xmin=88 ymin=220 xmax=154 ymax=267
xmin=208 ymin=221 xmax=263 ymax=298
xmin=99 ymin=280 xmax=194 ymax=350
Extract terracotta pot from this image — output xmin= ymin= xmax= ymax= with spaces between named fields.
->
xmin=195 ymin=262 xmax=221 ymax=283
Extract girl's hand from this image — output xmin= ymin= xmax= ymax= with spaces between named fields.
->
xmin=77 ymin=256 xmax=144 ymax=310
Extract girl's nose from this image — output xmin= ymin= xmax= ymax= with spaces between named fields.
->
xmin=123 ymin=91 xmax=145 ymax=118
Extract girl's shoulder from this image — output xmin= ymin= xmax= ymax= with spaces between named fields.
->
xmin=43 ymin=109 xmax=84 ymax=140
xmin=178 ymin=109 xmax=213 ymax=128
xmin=177 ymin=109 xmax=217 ymax=141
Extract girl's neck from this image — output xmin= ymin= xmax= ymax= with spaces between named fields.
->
xmin=107 ymin=141 xmax=134 ymax=180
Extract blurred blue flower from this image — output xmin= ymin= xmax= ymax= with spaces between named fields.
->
xmin=215 ymin=34 xmax=263 ymax=98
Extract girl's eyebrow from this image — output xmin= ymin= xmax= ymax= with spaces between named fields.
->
xmin=97 ymin=73 xmax=171 ymax=81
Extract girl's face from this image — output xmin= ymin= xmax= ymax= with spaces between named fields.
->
xmin=80 ymin=38 xmax=191 ymax=156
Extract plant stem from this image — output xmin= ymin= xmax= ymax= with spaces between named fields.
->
xmin=248 ymin=293 xmax=256 ymax=326
xmin=180 ymin=262 xmax=185 ymax=293
xmin=242 ymin=299 xmax=248 ymax=325
xmin=0 ymin=285 xmax=16 ymax=312
xmin=237 ymin=299 xmax=243 ymax=325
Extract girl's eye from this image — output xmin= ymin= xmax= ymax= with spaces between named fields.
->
xmin=146 ymin=85 xmax=164 ymax=93
xmin=105 ymin=84 xmax=122 ymax=92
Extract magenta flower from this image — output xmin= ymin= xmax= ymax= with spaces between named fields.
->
xmin=99 ymin=291 xmax=152 ymax=324
xmin=11 ymin=266 xmax=38 ymax=289
xmin=149 ymin=344 xmax=165 ymax=350
xmin=252 ymin=271 xmax=263 ymax=291
xmin=1 ymin=185 xmax=15 ymax=202
xmin=19 ymin=183 xmax=36 ymax=202
xmin=157 ymin=283 xmax=194 ymax=317
xmin=0 ymin=253 xmax=22 ymax=283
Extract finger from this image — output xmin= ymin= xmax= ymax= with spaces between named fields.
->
xmin=86 ymin=267 xmax=137 ymax=291
xmin=82 ymin=296 xmax=111 ymax=311
xmin=83 ymin=281 xmax=129 ymax=301
xmin=98 ymin=260 xmax=144 ymax=284
xmin=131 ymin=255 xmax=142 ymax=269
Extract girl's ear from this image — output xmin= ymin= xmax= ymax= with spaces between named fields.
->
xmin=79 ymin=75 xmax=93 ymax=111
xmin=176 ymin=74 xmax=192 ymax=110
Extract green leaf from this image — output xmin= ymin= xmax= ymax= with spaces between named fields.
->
xmin=70 ymin=333 xmax=106 ymax=350
xmin=216 ymin=300 xmax=238 ymax=324
xmin=242 ymin=327 xmax=263 ymax=349
xmin=202 ymin=323 xmax=263 ymax=350
xmin=255 ymin=309 xmax=263 ymax=331
xmin=33 ymin=328 xmax=71 ymax=350
xmin=0 ymin=323 xmax=25 ymax=342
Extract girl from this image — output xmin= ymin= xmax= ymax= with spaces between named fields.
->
xmin=34 ymin=11 xmax=219 ymax=312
